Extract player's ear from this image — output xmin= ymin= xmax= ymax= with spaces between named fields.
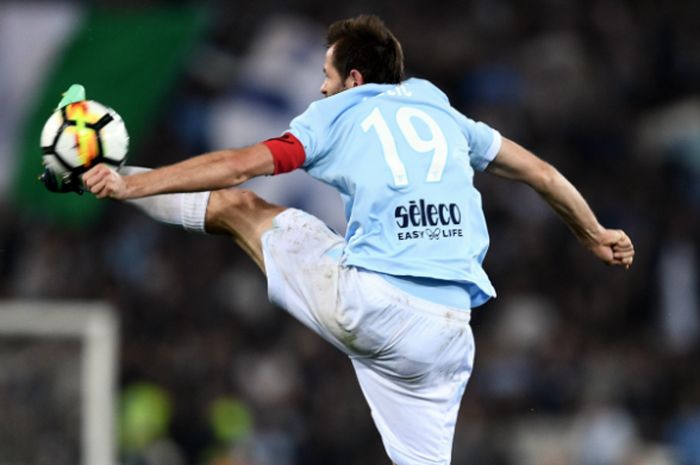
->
xmin=346 ymin=69 xmax=365 ymax=88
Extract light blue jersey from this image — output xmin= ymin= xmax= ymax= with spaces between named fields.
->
xmin=287 ymin=78 xmax=501 ymax=307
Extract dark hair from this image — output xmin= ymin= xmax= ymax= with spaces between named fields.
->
xmin=326 ymin=15 xmax=405 ymax=84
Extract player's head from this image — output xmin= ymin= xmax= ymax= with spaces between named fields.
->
xmin=321 ymin=15 xmax=405 ymax=97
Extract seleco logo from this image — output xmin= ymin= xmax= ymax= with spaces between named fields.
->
xmin=394 ymin=200 xmax=464 ymax=241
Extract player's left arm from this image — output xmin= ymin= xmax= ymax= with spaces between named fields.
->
xmin=83 ymin=143 xmax=275 ymax=199
xmin=485 ymin=137 xmax=634 ymax=268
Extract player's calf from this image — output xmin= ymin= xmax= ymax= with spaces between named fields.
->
xmin=205 ymin=188 xmax=286 ymax=272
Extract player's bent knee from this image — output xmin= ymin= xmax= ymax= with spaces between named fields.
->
xmin=213 ymin=188 xmax=253 ymax=207
xmin=205 ymin=189 xmax=254 ymax=234
xmin=205 ymin=188 xmax=283 ymax=236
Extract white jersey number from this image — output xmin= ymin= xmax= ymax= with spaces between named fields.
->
xmin=361 ymin=106 xmax=448 ymax=186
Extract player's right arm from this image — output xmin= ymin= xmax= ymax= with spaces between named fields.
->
xmin=83 ymin=143 xmax=275 ymax=199
xmin=485 ymin=137 xmax=634 ymax=268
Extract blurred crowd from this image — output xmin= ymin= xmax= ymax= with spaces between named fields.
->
xmin=1 ymin=0 xmax=699 ymax=464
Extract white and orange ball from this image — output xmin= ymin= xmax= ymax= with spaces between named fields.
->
xmin=40 ymin=100 xmax=129 ymax=179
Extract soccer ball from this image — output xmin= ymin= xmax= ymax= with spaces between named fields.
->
xmin=40 ymin=100 xmax=129 ymax=180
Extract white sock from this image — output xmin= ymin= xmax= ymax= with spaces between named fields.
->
xmin=119 ymin=166 xmax=210 ymax=233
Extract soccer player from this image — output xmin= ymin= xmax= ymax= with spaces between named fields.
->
xmin=78 ymin=15 xmax=634 ymax=465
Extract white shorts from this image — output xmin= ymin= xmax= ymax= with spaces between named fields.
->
xmin=261 ymin=209 xmax=475 ymax=465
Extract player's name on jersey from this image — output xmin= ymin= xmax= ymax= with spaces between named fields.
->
xmin=378 ymin=82 xmax=413 ymax=98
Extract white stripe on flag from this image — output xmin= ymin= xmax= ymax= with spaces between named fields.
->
xmin=0 ymin=2 xmax=82 ymax=195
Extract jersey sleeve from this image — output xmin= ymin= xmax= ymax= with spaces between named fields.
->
xmin=450 ymin=108 xmax=502 ymax=171
xmin=286 ymin=102 xmax=327 ymax=169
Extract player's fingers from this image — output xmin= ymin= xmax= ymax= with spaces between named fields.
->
xmin=614 ymin=254 xmax=634 ymax=264
xmin=614 ymin=232 xmax=631 ymax=244
xmin=614 ymin=253 xmax=630 ymax=262
xmin=85 ymin=166 xmax=123 ymax=198
xmin=613 ymin=247 xmax=635 ymax=257
xmin=612 ymin=236 xmax=633 ymax=247
xmin=85 ymin=177 xmax=108 ymax=195
xmin=81 ymin=168 xmax=101 ymax=189
xmin=82 ymin=175 xmax=99 ymax=191
xmin=89 ymin=174 xmax=118 ymax=198
xmin=616 ymin=255 xmax=634 ymax=269
xmin=615 ymin=231 xmax=632 ymax=247
xmin=623 ymin=256 xmax=633 ymax=269
xmin=82 ymin=164 xmax=110 ymax=187
xmin=613 ymin=244 xmax=634 ymax=259
xmin=88 ymin=178 xmax=109 ymax=197
xmin=614 ymin=245 xmax=634 ymax=255
xmin=610 ymin=258 xmax=632 ymax=269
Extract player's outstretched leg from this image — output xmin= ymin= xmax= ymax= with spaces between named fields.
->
xmin=205 ymin=188 xmax=286 ymax=272
xmin=108 ymin=167 xmax=285 ymax=271
xmin=115 ymin=167 xmax=212 ymax=233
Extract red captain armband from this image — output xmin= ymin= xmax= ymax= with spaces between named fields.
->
xmin=262 ymin=132 xmax=306 ymax=175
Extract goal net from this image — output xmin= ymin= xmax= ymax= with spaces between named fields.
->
xmin=0 ymin=301 xmax=118 ymax=465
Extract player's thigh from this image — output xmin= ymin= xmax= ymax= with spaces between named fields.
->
xmin=261 ymin=209 xmax=350 ymax=349
xmin=353 ymin=361 xmax=472 ymax=465
xmin=351 ymin=320 xmax=474 ymax=465
xmin=205 ymin=188 xmax=286 ymax=269
xmin=343 ymin=281 xmax=475 ymax=465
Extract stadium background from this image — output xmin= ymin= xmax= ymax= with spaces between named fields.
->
xmin=1 ymin=1 xmax=699 ymax=464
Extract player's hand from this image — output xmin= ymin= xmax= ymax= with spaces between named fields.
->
xmin=588 ymin=229 xmax=634 ymax=269
xmin=82 ymin=164 xmax=128 ymax=199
